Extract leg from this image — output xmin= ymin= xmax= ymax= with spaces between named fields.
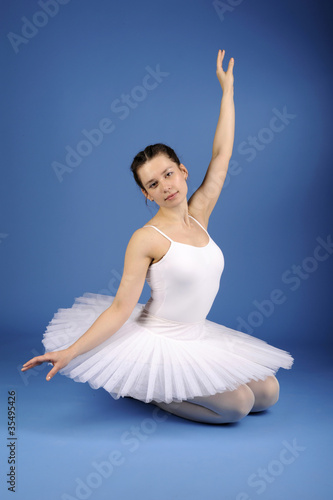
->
xmin=246 ymin=375 xmax=280 ymax=412
xmin=151 ymin=400 xmax=231 ymax=424
xmin=151 ymin=384 xmax=255 ymax=424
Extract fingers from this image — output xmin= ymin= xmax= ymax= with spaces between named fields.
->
xmin=21 ymin=356 xmax=59 ymax=381
xmin=227 ymin=57 xmax=235 ymax=74
xmin=217 ymin=49 xmax=225 ymax=71
xmin=46 ymin=366 xmax=59 ymax=381
xmin=217 ymin=49 xmax=234 ymax=75
xmin=21 ymin=353 xmax=54 ymax=371
xmin=21 ymin=355 xmax=46 ymax=371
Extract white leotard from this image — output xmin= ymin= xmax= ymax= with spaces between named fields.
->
xmin=142 ymin=215 xmax=225 ymax=323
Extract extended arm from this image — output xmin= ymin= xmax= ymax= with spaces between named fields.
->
xmin=188 ymin=49 xmax=235 ymax=225
xmin=21 ymin=229 xmax=153 ymax=380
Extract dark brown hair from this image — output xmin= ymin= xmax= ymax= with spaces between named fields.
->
xmin=130 ymin=143 xmax=181 ymax=204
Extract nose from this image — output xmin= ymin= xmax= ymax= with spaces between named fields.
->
xmin=161 ymin=180 xmax=172 ymax=192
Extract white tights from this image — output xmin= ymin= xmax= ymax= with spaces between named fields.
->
xmin=150 ymin=376 xmax=280 ymax=424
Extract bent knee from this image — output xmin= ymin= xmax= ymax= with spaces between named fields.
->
xmin=218 ymin=385 xmax=255 ymax=422
xmin=251 ymin=376 xmax=280 ymax=411
xmin=261 ymin=376 xmax=280 ymax=404
xmin=262 ymin=375 xmax=280 ymax=406
xmin=229 ymin=385 xmax=255 ymax=421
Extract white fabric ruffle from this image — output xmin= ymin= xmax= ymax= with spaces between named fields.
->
xmin=42 ymin=293 xmax=294 ymax=404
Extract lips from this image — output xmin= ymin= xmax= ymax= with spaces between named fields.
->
xmin=165 ymin=192 xmax=178 ymax=200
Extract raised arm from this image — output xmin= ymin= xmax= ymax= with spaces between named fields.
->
xmin=21 ymin=229 xmax=153 ymax=381
xmin=188 ymin=49 xmax=235 ymax=226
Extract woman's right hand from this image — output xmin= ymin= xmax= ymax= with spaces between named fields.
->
xmin=21 ymin=348 xmax=74 ymax=381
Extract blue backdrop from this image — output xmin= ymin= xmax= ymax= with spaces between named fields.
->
xmin=1 ymin=0 xmax=332 ymax=350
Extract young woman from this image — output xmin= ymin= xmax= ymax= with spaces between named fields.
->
xmin=22 ymin=50 xmax=293 ymax=424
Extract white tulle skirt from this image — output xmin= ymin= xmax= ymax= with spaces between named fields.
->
xmin=42 ymin=293 xmax=294 ymax=404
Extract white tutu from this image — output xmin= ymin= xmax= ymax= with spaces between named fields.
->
xmin=42 ymin=293 xmax=294 ymax=404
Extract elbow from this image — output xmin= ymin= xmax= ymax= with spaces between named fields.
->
xmin=108 ymin=298 xmax=136 ymax=322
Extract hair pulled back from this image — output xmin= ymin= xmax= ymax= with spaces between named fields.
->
xmin=130 ymin=143 xmax=181 ymax=203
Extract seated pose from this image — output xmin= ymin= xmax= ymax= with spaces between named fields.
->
xmin=22 ymin=50 xmax=293 ymax=424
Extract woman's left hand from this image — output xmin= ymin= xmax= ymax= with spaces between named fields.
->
xmin=216 ymin=49 xmax=234 ymax=92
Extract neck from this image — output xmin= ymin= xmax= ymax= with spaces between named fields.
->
xmin=156 ymin=200 xmax=192 ymax=227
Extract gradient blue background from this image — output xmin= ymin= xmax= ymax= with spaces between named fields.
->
xmin=1 ymin=0 xmax=332 ymax=346
xmin=1 ymin=1 xmax=333 ymax=499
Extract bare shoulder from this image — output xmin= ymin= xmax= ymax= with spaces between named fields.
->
xmin=126 ymin=225 xmax=160 ymax=259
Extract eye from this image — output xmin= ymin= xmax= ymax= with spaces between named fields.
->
xmin=166 ymin=171 xmax=173 ymax=177
xmin=149 ymin=182 xmax=157 ymax=189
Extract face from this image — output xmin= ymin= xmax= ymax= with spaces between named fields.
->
xmin=138 ymin=154 xmax=188 ymax=206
